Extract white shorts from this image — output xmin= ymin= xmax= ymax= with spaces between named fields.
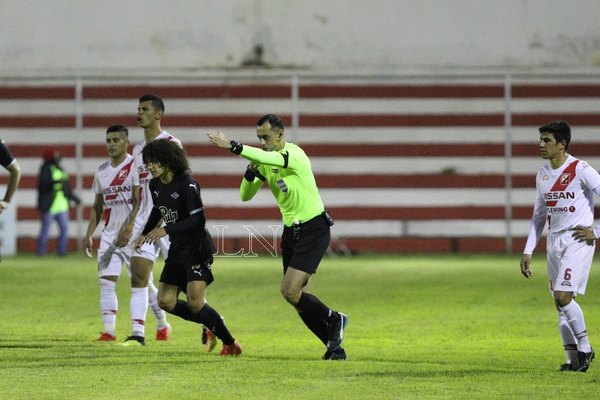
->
xmin=129 ymin=237 xmax=169 ymax=262
xmin=97 ymin=233 xmax=132 ymax=278
xmin=546 ymin=230 xmax=595 ymax=295
xmin=129 ymin=220 xmax=170 ymax=262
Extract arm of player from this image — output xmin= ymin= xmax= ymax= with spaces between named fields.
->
xmin=523 ymin=182 xmax=547 ymax=254
xmin=83 ymin=193 xmax=104 ymax=258
xmin=521 ymin=183 xmax=547 ymax=278
xmin=164 ymin=212 xmax=205 ymax=236
xmin=135 ymin=206 xmax=162 ymax=252
xmin=115 ymin=185 xmax=141 ymax=247
xmin=520 ymin=254 xmax=533 ymax=278
xmin=0 ymin=160 xmax=21 ymax=213
xmin=572 ymin=170 xmax=600 ymax=241
xmin=572 ymin=225 xmax=597 ymax=241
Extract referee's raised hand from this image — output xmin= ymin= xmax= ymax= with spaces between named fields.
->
xmin=207 ymin=131 xmax=231 ymax=148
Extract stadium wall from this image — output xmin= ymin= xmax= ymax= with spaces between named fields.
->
xmin=1 ymin=1 xmax=600 ymax=73
xmin=1 ymin=74 xmax=600 ymax=254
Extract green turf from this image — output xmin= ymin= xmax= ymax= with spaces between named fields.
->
xmin=0 ymin=253 xmax=599 ymax=399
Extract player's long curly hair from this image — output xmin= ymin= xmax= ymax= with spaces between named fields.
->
xmin=142 ymin=139 xmax=190 ymax=175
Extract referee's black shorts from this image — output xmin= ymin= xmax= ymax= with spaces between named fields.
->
xmin=282 ymin=214 xmax=331 ymax=274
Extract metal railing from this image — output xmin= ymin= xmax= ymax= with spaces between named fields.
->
xmin=3 ymin=71 xmax=600 ymax=254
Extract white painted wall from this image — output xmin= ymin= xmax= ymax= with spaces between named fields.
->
xmin=2 ymin=0 xmax=600 ymax=74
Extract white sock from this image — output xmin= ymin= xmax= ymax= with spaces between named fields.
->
xmin=130 ymin=287 xmax=148 ymax=337
xmin=557 ymin=311 xmax=578 ymax=363
xmin=147 ymin=274 xmax=168 ymax=329
xmin=99 ymin=279 xmax=117 ymax=335
xmin=561 ymin=300 xmax=592 ymax=353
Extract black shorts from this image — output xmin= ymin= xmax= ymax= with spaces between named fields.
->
xmin=159 ymin=254 xmax=215 ymax=290
xmin=282 ymin=214 xmax=331 ymax=274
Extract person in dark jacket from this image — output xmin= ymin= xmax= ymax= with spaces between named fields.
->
xmin=37 ymin=150 xmax=81 ymax=256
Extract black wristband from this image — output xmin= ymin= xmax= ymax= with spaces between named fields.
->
xmin=244 ymin=166 xmax=256 ymax=181
xmin=230 ymin=140 xmax=243 ymax=155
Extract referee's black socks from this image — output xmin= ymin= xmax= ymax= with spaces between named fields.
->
xmin=297 ymin=292 xmax=340 ymax=325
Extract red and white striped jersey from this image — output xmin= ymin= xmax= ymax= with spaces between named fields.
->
xmin=524 ymin=154 xmax=600 ymax=254
xmin=93 ymin=154 xmax=135 ymax=233
xmin=132 ymin=131 xmax=182 ymax=225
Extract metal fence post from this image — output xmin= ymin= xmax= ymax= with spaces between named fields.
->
xmin=74 ymin=77 xmax=84 ymax=251
xmin=291 ymin=75 xmax=299 ymax=143
xmin=504 ymin=73 xmax=513 ymax=254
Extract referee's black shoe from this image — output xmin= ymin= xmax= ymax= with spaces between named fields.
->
xmin=322 ymin=347 xmax=347 ymax=361
xmin=326 ymin=312 xmax=348 ymax=352
xmin=575 ymin=348 xmax=595 ymax=372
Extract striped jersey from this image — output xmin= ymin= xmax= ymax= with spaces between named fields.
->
xmin=92 ymin=154 xmax=135 ymax=233
xmin=132 ymin=131 xmax=182 ymax=226
xmin=524 ymin=154 xmax=600 ymax=254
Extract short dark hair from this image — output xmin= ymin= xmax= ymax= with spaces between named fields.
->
xmin=256 ymin=114 xmax=284 ymax=131
xmin=106 ymin=124 xmax=128 ymax=137
xmin=539 ymin=120 xmax=571 ymax=150
xmin=139 ymin=94 xmax=165 ymax=113
xmin=142 ymin=139 xmax=189 ymax=175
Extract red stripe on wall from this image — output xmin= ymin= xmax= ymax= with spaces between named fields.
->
xmin=1 ymin=84 xmax=599 ymax=100
xmin=17 ymin=205 xmax=544 ymax=221
xmin=8 ymin=143 xmax=600 ymax=158
xmin=3 ymin=113 xmax=600 ymax=128
xmin=4 ymin=173 xmax=537 ymax=189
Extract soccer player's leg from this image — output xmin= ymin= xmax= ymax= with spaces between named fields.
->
xmin=159 ymin=260 xmax=238 ymax=354
xmin=96 ymin=237 xmax=124 ymax=341
xmin=184 ymin=269 xmax=240 ymax=355
xmin=147 ymin=271 xmax=171 ymax=340
xmin=557 ymin=311 xmax=578 ymax=371
xmin=554 ymin=240 xmax=594 ymax=371
xmin=97 ymin=277 xmax=118 ymax=341
xmin=152 ymin=236 xmax=172 ymax=340
xmin=121 ymin=248 xmax=155 ymax=346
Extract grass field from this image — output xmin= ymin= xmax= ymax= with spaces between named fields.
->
xmin=1 ymin=253 xmax=599 ymax=399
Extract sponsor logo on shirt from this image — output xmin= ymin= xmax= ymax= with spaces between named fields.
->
xmin=543 ymin=192 xmax=575 ymax=200
xmin=559 ymin=173 xmax=571 ymax=185
xmin=104 ymin=185 xmax=131 ymax=194
xmin=159 ymin=206 xmax=178 ymax=224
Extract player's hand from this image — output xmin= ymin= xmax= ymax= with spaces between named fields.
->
xmin=572 ymin=226 xmax=596 ymax=242
xmin=0 ymin=200 xmax=10 ymax=213
xmin=520 ymin=254 xmax=532 ymax=278
xmin=207 ymin=131 xmax=231 ymax=148
xmin=143 ymin=227 xmax=167 ymax=245
xmin=134 ymin=235 xmax=146 ymax=253
xmin=83 ymin=237 xmax=93 ymax=258
xmin=115 ymin=224 xmax=133 ymax=247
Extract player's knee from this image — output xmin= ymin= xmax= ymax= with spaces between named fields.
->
xmin=554 ymin=292 xmax=573 ymax=308
xmin=187 ymin=298 xmax=206 ymax=314
xmin=157 ymin=293 xmax=176 ymax=312
xmin=280 ymin=284 xmax=299 ymax=305
xmin=130 ymin=258 xmax=152 ymax=287
xmin=130 ymin=267 xmax=150 ymax=287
